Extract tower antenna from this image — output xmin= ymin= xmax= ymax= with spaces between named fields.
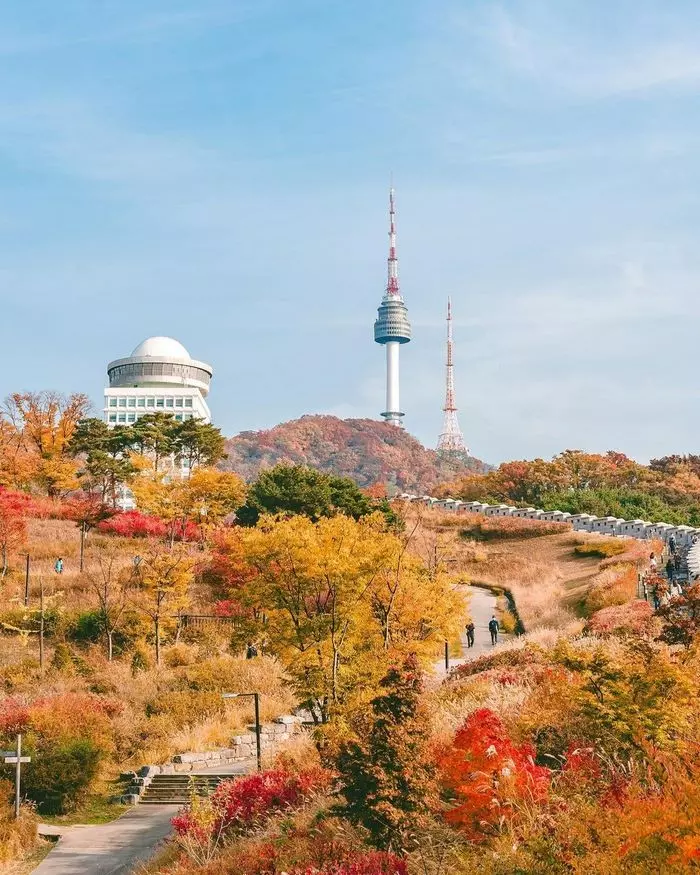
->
xmin=437 ymin=297 xmax=468 ymax=455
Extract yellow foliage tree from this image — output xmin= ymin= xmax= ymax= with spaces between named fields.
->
xmin=0 ymin=392 xmax=89 ymax=495
xmin=131 ymin=467 xmax=246 ymax=545
xmin=134 ymin=547 xmax=195 ymax=665
xmin=239 ymin=514 xmax=463 ymax=723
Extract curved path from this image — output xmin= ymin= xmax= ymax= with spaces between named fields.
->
xmin=435 ymin=585 xmax=513 ymax=676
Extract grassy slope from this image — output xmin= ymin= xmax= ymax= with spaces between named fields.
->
xmin=409 ymin=509 xmax=605 ymax=632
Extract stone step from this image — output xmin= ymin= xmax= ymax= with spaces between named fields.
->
xmin=139 ymin=773 xmax=230 ymax=805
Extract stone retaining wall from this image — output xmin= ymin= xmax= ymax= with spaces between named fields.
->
xmin=122 ymin=715 xmax=304 ymax=803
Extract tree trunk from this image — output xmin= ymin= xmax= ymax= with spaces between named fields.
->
xmin=107 ymin=629 xmax=113 ymax=662
xmin=154 ymin=616 xmax=161 ymax=665
xmin=1 ymin=543 xmax=7 ymax=578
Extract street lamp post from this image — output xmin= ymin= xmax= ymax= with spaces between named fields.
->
xmin=222 ymin=692 xmax=261 ymax=772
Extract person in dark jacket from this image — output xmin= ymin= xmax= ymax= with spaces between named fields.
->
xmin=668 ymin=535 xmax=677 ymax=555
xmin=488 ymin=616 xmax=499 ymax=645
xmin=666 ymin=557 xmax=675 ymax=583
xmin=466 ymin=622 xmax=475 ymax=648
xmin=245 ymin=642 xmax=258 ymax=659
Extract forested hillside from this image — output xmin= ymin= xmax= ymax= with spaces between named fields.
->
xmin=222 ymin=415 xmax=487 ymax=492
xmin=438 ymin=449 xmax=700 ymax=526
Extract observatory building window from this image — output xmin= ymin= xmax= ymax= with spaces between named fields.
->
xmin=165 ymin=398 xmax=174 ymax=408
xmin=127 ymin=413 xmax=136 ymax=423
xmin=118 ymin=398 xmax=127 ymax=407
xmin=118 ymin=413 xmax=126 ymax=423
xmin=184 ymin=398 xmax=193 ymax=408
xmin=109 ymin=398 xmax=117 ymax=407
xmin=175 ymin=413 xmax=183 ymax=421
xmin=175 ymin=398 xmax=183 ymax=407
xmin=156 ymin=398 xmax=164 ymax=408
xmin=137 ymin=398 xmax=145 ymax=407
xmin=147 ymin=398 xmax=155 ymax=407
xmin=108 ymin=414 xmax=117 ymax=423
xmin=128 ymin=398 xmax=136 ymax=407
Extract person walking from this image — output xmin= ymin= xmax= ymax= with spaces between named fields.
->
xmin=668 ymin=534 xmax=677 ymax=556
xmin=666 ymin=557 xmax=675 ymax=583
xmin=54 ymin=557 xmax=63 ymax=575
xmin=466 ymin=621 xmax=475 ymax=648
xmin=649 ymin=552 xmax=657 ymax=572
xmin=670 ymin=580 xmax=683 ymax=598
xmin=488 ymin=615 xmax=499 ymax=646
xmin=245 ymin=642 xmax=258 ymax=659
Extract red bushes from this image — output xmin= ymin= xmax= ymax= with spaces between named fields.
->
xmin=98 ymin=510 xmax=167 ymax=538
xmin=439 ymin=708 xmax=550 ymax=839
xmin=98 ymin=510 xmax=200 ymax=540
xmin=172 ymin=767 xmax=333 ymax=842
xmin=295 ymin=853 xmax=408 ymax=875
xmin=586 ymin=600 xmax=654 ymax=636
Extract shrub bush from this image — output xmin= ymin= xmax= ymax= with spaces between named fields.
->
xmin=23 ymin=736 xmax=103 ymax=814
xmin=0 ymin=779 xmax=37 ymax=863
xmin=98 ymin=510 xmax=167 ymax=538
xmin=172 ymin=767 xmax=332 ymax=863
xmin=573 ymin=539 xmax=627 ymax=559
xmin=460 ymin=516 xmax=569 ymax=541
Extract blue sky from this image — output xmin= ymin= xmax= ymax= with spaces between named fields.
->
xmin=2 ymin=0 xmax=700 ymax=464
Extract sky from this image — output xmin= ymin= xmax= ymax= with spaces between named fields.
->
xmin=2 ymin=0 xmax=700 ymax=465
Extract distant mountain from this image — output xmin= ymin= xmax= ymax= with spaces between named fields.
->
xmin=221 ymin=415 xmax=488 ymax=493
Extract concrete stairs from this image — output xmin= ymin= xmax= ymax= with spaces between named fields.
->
xmin=139 ymin=774 xmax=228 ymax=805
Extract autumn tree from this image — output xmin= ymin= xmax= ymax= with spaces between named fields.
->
xmin=1 ymin=392 xmax=89 ymax=495
xmin=657 ymin=583 xmax=700 ymax=649
xmin=0 ymin=488 xmax=29 ymax=577
xmin=237 ymin=514 xmax=460 ymax=722
xmin=86 ymin=550 xmax=132 ymax=661
xmin=131 ymin=467 xmax=245 ymax=545
xmin=134 ymin=547 xmax=194 ymax=665
xmin=334 ymin=654 xmax=437 ymax=850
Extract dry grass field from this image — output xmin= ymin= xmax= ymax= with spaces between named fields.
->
xmin=406 ymin=508 xmax=641 ymax=632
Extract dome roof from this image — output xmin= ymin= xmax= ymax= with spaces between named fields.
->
xmin=130 ymin=336 xmax=191 ymax=359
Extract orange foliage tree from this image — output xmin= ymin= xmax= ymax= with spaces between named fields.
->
xmin=1 ymin=392 xmax=89 ymax=496
xmin=439 ymin=708 xmax=550 ymax=840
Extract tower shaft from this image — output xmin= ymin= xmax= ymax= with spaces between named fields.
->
xmin=437 ymin=297 xmax=468 ymax=454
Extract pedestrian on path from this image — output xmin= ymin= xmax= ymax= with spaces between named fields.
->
xmin=245 ymin=642 xmax=258 ymax=659
xmin=670 ymin=581 xmax=683 ymax=598
xmin=666 ymin=557 xmax=675 ymax=583
xmin=466 ymin=622 xmax=475 ymax=648
xmin=54 ymin=557 xmax=63 ymax=574
xmin=669 ymin=534 xmax=677 ymax=555
xmin=649 ymin=552 xmax=657 ymax=572
xmin=488 ymin=615 xmax=499 ymax=646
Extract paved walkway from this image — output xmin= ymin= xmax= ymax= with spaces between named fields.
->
xmin=32 ymin=806 xmax=179 ymax=875
xmin=32 ymin=758 xmax=259 ymax=874
xmin=434 ymin=585 xmax=513 ymax=677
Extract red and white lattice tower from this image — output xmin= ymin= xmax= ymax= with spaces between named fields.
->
xmin=437 ymin=297 xmax=468 ymax=454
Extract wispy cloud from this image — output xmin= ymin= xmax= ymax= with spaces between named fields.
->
xmin=450 ymin=3 xmax=700 ymax=100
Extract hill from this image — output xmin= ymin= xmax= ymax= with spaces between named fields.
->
xmin=221 ymin=415 xmax=488 ymax=492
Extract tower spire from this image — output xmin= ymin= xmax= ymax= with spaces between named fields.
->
xmin=386 ymin=187 xmax=400 ymax=296
xmin=437 ymin=297 xmax=468 ymax=454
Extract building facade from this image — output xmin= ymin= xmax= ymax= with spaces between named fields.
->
xmin=103 ymin=336 xmax=212 ymax=426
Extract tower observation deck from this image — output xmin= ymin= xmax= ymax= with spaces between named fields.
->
xmin=374 ymin=188 xmax=411 ymax=426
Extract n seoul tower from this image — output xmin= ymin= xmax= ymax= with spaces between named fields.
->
xmin=373 ymin=188 xmax=411 ymax=426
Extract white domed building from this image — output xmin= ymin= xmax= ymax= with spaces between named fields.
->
xmin=103 ymin=336 xmax=213 ymax=426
